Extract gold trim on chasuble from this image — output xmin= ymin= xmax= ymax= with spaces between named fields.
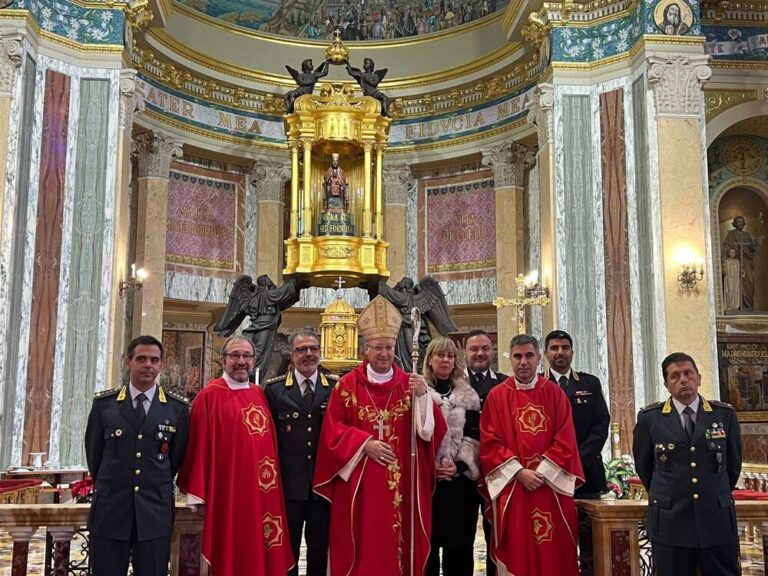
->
xmin=258 ymin=456 xmax=278 ymax=492
xmin=340 ymin=385 xmax=412 ymax=573
xmin=242 ymin=404 xmax=269 ymax=436
xmin=262 ymin=513 xmax=285 ymax=549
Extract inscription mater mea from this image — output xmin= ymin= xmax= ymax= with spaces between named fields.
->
xmin=441 ymin=213 xmax=490 ymax=242
xmin=144 ymin=86 xmax=264 ymax=134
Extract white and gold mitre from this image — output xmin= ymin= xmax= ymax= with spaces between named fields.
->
xmin=357 ymin=296 xmax=401 ymax=341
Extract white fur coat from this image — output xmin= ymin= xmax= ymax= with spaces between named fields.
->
xmin=429 ymin=380 xmax=481 ymax=480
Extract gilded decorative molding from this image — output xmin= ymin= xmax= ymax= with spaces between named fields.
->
xmin=382 ymin=164 xmax=413 ymax=205
xmin=0 ymin=34 xmax=23 ymax=97
xmin=133 ymin=131 xmax=183 ymax=179
xmin=119 ymin=69 xmax=145 ymax=130
xmin=704 ymin=89 xmax=758 ymax=121
xmin=249 ymin=160 xmax=291 ymax=203
xmin=647 ymin=55 xmax=711 ymax=116
xmin=527 ymin=83 xmax=554 ymax=145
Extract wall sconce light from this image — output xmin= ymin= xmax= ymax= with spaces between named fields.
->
xmin=678 ymin=262 xmax=704 ymax=292
xmin=674 ymin=247 xmax=704 ymax=292
xmin=493 ymin=271 xmax=551 ymax=335
xmin=120 ymin=263 xmax=147 ymax=299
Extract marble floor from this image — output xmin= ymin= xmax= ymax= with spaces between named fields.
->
xmin=0 ymin=522 xmax=765 ymax=575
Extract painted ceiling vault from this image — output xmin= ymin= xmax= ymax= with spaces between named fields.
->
xmin=175 ymin=0 xmax=510 ymax=39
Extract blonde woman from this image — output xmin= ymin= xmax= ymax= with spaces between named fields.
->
xmin=423 ymin=337 xmax=481 ymax=576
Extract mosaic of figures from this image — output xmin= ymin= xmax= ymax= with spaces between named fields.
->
xmin=179 ymin=0 xmax=509 ymax=39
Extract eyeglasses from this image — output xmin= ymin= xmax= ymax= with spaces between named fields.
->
xmin=223 ymin=352 xmax=255 ymax=360
xmin=293 ymin=345 xmax=320 ymax=355
xmin=368 ymin=345 xmax=395 ymax=353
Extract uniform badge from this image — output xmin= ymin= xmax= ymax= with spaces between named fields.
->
xmin=157 ymin=453 xmax=164 ymax=461
xmin=115 ymin=429 xmax=123 ymax=437
xmin=293 ymin=412 xmax=299 ymax=419
xmin=660 ymin=455 xmax=668 ymax=462
xmin=286 ymin=425 xmax=292 ymax=432
xmin=667 ymin=443 xmax=675 ymax=450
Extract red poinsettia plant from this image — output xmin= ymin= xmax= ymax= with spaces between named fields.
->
xmin=70 ymin=475 xmax=94 ymax=503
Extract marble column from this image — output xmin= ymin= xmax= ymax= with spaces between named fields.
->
xmin=482 ymin=142 xmax=535 ymax=349
xmin=527 ymin=84 xmax=556 ymax=335
xmin=383 ymin=163 xmax=413 ymax=283
xmin=7 ymin=526 xmax=36 ymax=576
xmin=647 ymin=54 xmax=716 ymax=395
xmin=251 ymin=159 xmax=290 ymax=281
xmin=106 ymin=70 xmax=144 ymax=387
xmin=0 ymin=34 xmax=22 ymax=231
xmin=132 ymin=131 xmax=183 ymax=339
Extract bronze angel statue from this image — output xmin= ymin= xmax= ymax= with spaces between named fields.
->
xmin=283 ymin=58 xmax=330 ymax=113
xmin=214 ymin=275 xmax=303 ymax=378
xmin=364 ymin=276 xmax=457 ymax=371
xmin=346 ymin=58 xmax=390 ymax=117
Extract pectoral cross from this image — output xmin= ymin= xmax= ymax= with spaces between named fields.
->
xmin=373 ymin=416 xmax=390 ymax=440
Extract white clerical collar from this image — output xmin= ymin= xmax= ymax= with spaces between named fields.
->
xmin=672 ymin=395 xmax=700 ymax=416
xmin=514 ymin=376 xmax=538 ymax=390
xmin=129 ymin=383 xmax=156 ymax=403
xmin=367 ymin=365 xmax=394 ymax=383
xmin=549 ymin=368 xmax=572 ymax=381
xmin=223 ymin=372 xmax=251 ymax=390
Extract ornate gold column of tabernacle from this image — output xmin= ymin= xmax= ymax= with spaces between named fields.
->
xmin=282 ymin=42 xmax=391 ymax=288
xmin=648 ymin=54 xmax=716 ymax=394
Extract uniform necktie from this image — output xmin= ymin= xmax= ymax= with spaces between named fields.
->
xmin=303 ymin=380 xmax=314 ymax=409
xmin=135 ymin=393 xmax=147 ymax=427
xmin=683 ymin=406 xmax=695 ymax=440
xmin=558 ymin=375 xmax=569 ymax=392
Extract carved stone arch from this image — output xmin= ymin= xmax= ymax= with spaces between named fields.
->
xmin=710 ymin=178 xmax=768 ymax=313
xmin=707 ymin=106 xmax=768 ymax=147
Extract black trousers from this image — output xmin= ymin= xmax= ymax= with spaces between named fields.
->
xmin=652 ymin=541 xmax=740 ymax=576
xmin=285 ymin=498 xmax=330 ymax=576
xmin=482 ymin=515 xmax=495 ymax=576
xmin=90 ymin=534 xmax=171 ymax=576
xmin=426 ymin=545 xmax=474 ymax=576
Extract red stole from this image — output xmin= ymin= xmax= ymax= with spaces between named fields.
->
xmin=177 ymin=378 xmax=293 ymax=576
xmin=479 ymin=375 xmax=584 ymax=576
xmin=314 ymin=363 xmax=446 ymax=576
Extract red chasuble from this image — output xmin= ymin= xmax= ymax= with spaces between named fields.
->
xmin=314 ymin=362 xmax=447 ymax=576
xmin=479 ymin=375 xmax=584 ymax=576
xmin=177 ymin=378 xmax=293 ymax=576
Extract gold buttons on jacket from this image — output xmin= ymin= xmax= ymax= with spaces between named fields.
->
xmin=693 ymin=494 xmax=699 ymax=500
xmin=137 ymin=434 xmax=143 ymax=440
xmin=692 ymin=477 xmax=698 ymax=484
xmin=690 ymin=462 xmax=697 ymax=468
xmin=134 ymin=486 xmax=140 ymax=492
xmin=689 ymin=447 xmax=696 ymax=452
xmin=135 ymin=469 xmax=141 ymax=475
xmin=136 ymin=452 xmax=142 ymax=458
xmin=307 ymin=427 xmax=312 ymax=432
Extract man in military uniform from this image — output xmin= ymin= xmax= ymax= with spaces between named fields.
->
xmin=633 ymin=352 xmax=742 ymax=576
xmin=463 ymin=329 xmax=507 ymax=576
xmin=544 ymin=330 xmax=610 ymax=499
xmin=265 ymin=328 xmax=337 ymax=576
xmin=85 ymin=335 xmax=189 ymax=576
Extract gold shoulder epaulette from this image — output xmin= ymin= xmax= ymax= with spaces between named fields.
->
xmin=265 ymin=374 xmax=288 ymax=386
xmin=640 ymin=401 xmax=665 ymax=412
xmin=325 ymin=374 xmax=340 ymax=381
xmin=164 ymin=389 xmax=189 ymax=404
xmin=710 ymin=400 xmax=735 ymax=410
xmin=94 ymin=388 xmax=120 ymax=398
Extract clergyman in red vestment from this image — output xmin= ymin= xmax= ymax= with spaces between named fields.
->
xmin=177 ymin=336 xmax=294 ymax=576
xmin=314 ymin=296 xmax=447 ymax=576
xmin=480 ymin=334 xmax=584 ymax=576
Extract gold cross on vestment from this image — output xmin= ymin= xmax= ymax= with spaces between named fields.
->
xmin=373 ymin=416 xmax=390 ymax=440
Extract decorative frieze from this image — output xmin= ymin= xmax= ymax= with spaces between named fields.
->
xmin=133 ymin=131 xmax=183 ymax=179
xmin=647 ymin=55 xmax=712 ymax=116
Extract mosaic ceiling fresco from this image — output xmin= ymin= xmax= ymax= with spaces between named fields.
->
xmin=177 ymin=0 xmax=509 ymax=40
